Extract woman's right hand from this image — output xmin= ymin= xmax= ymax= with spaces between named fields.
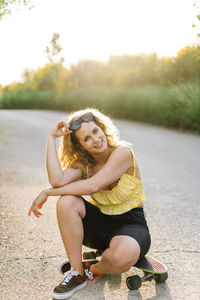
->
xmin=28 ymin=190 xmax=48 ymax=218
xmin=48 ymin=120 xmax=72 ymax=138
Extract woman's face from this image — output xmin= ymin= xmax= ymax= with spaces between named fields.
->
xmin=75 ymin=121 xmax=108 ymax=154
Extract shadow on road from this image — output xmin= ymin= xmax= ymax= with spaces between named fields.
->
xmin=128 ymin=282 xmax=173 ymax=300
xmin=51 ymin=275 xmax=172 ymax=300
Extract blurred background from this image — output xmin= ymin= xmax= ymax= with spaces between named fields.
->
xmin=0 ymin=0 xmax=200 ymax=133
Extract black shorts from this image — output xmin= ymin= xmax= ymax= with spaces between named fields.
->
xmin=82 ymin=199 xmax=151 ymax=259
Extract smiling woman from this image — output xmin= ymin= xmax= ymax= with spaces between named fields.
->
xmin=59 ymin=109 xmax=120 ymax=177
xmin=28 ymin=107 xmax=151 ymax=299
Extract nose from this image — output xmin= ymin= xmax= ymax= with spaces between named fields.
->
xmin=92 ymin=134 xmax=99 ymax=144
xmin=93 ymin=136 xmax=98 ymax=143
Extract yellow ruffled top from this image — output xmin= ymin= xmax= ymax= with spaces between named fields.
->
xmin=87 ymin=147 xmax=146 ymax=215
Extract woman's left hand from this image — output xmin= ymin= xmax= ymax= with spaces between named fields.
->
xmin=28 ymin=190 xmax=48 ymax=218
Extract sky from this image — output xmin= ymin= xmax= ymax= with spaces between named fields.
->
xmin=0 ymin=0 xmax=199 ymax=86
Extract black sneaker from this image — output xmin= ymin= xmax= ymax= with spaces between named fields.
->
xmin=52 ymin=267 xmax=87 ymax=299
xmin=59 ymin=259 xmax=98 ymax=277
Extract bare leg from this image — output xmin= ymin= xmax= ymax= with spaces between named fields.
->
xmin=90 ymin=235 xmax=140 ymax=279
xmin=56 ymin=195 xmax=86 ymax=275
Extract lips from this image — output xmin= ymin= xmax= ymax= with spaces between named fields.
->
xmin=94 ymin=140 xmax=103 ymax=148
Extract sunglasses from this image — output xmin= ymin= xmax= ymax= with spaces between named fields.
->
xmin=69 ymin=112 xmax=94 ymax=131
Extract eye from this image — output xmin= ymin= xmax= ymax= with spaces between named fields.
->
xmin=84 ymin=136 xmax=89 ymax=142
xmin=93 ymin=128 xmax=98 ymax=134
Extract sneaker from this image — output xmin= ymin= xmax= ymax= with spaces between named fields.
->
xmin=52 ymin=267 xmax=87 ymax=299
xmin=59 ymin=259 xmax=98 ymax=277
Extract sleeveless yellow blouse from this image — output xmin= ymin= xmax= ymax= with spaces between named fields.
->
xmin=87 ymin=147 xmax=146 ymax=215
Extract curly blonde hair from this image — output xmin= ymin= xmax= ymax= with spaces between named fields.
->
xmin=59 ymin=108 xmax=122 ymax=178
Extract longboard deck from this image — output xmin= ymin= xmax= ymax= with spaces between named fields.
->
xmin=135 ymin=255 xmax=167 ymax=274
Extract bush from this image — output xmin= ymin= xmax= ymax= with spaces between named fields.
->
xmin=0 ymin=82 xmax=200 ymax=133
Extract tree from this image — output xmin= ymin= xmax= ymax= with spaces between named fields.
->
xmin=29 ymin=64 xmax=71 ymax=94
xmin=175 ymin=46 xmax=200 ymax=82
xmin=192 ymin=0 xmax=200 ymax=37
xmin=0 ymin=0 xmax=33 ymax=20
xmin=70 ymin=60 xmax=105 ymax=88
xmin=45 ymin=33 xmax=64 ymax=65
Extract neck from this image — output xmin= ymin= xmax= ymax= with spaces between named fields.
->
xmin=92 ymin=147 xmax=112 ymax=164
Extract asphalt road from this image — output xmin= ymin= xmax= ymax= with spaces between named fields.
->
xmin=0 ymin=109 xmax=200 ymax=300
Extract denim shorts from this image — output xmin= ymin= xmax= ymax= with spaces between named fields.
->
xmin=82 ymin=199 xmax=151 ymax=259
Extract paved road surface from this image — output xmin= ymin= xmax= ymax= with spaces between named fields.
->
xmin=0 ymin=110 xmax=200 ymax=300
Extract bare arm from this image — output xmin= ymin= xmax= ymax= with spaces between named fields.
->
xmin=46 ymin=120 xmax=83 ymax=187
xmin=28 ymin=147 xmax=133 ymax=217
xmin=46 ymin=134 xmax=63 ymax=186
xmin=45 ymin=146 xmax=132 ymax=197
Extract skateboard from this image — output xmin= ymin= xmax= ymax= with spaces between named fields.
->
xmin=82 ymin=250 xmax=168 ymax=290
xmin=60 ymin=250 xmax=168 ymax=290
xmin=126 ymin=254 xmax=168 ymax=290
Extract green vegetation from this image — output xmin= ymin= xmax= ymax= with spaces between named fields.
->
xmin=1 ymin=81 xmax=200 ymax=133
xmin=0 ymin=0 xmax=33 ymax=19
xmin=1 ymin=44 xmax=200 ymax=133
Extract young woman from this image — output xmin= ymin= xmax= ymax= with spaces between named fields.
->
xmin=28 ymin=108 xmax=151 ymax=299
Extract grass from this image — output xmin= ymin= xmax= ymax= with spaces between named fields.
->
xmin=0 ymin=81 xmax=200 ymax=133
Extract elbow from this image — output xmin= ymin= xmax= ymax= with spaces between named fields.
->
xmin=49 ymin=177 xmax=64 ymax=188
xmin=49 ymin=180 xmax=59 ymax=188
xmin=51 ymin=182 xmax=61 ymax=188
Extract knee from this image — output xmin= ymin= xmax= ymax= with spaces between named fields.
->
xmin=108 ymin=237 xmax=141 ymax=271
xmin=56 ymin=195 xmax=85 ymax=218
xmin=110 ymin=251 xmax=134 ymax=271
xmin=56 ymin=195 xmax=74 ymax=215
xmin=109 ymin=243 xmax=140 ymax=271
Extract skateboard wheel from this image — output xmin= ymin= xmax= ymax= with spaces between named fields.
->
xmin=126 ymin=275 xmax=141 ymax=290
xmin=155 ymin=272 xmax=168 ymax=283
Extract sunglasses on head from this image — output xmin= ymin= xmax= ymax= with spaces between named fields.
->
xmin=69 ymin=112 xmax=94 ymax=131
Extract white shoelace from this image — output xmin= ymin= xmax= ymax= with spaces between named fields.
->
xmin=61 ymin=268 xmax=79 ymax=285
xmin=84 ymin=268 xmax=94 ymax=280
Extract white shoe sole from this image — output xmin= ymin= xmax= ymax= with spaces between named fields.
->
xmin=51 ymin=281 xmax=87 ymax=299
